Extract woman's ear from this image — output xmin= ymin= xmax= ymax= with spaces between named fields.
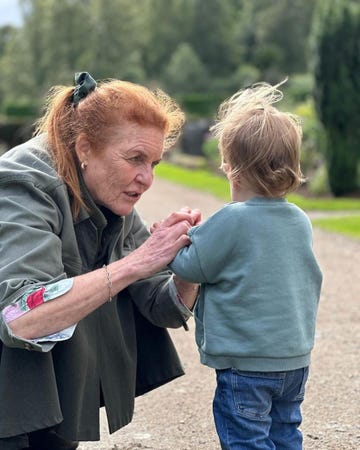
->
xmin=75 ymin=134 xmax=91 ymax=165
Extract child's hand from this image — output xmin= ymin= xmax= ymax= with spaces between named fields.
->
xmin=178 ymin=206 xmax=202 ymax=227
xmin=150 ymin=207 xmax=202 ymax=234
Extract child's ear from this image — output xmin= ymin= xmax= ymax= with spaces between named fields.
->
xmin=221 ymin=162 xmax=231 ymax=174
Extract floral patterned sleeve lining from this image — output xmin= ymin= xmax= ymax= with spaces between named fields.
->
xmin=2 ymin=276 xmax=190 ymax=347
xmin=2 ymin=278 xmax=76 ymax=343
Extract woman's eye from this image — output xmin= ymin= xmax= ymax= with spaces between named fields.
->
xmin=152 ymin=160 xmax=161 ymax=168
xmin=129 ymin=156 xmax=143 ymax=163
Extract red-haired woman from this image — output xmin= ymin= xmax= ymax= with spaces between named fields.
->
xmin=0 ymin=73 xmax=200 ymax=450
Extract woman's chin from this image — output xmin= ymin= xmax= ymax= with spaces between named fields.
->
xmin=111 ymin=204 xmax=134 ymax=217
xmin=102 ymin=195 xmax=139 ymax=216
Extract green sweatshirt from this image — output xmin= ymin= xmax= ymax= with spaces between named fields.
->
xmin=170 ymin=197 xmax=323 ymax=372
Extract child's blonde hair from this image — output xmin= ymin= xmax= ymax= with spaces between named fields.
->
xmin=211 ymin=80 xmax=305 ymax=198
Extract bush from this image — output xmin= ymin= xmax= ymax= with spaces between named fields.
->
xmin=177 ymin=92 xmax=226 ymax=118
xmin=287 ymin=73 xmax=314 ymax=103
xmin=164 ymin=43 xmax=209 ymax=94
xmin=2 ymin=99 xmax=38 ymax=118
xmin=202 ymin=137 xmax=221 ymax=170
xmin=308 ymin=164 xmax=330 ymax=195
xmin=294 ymin=99 xmax=325 ymax=176
xmin=0 ymin=121 xmax=34 ymax=149
xmin=231 ymin=64 xmax=261 ymax=89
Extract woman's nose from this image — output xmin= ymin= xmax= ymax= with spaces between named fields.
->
xmin=135 ymin=165 xmax=154 ymax=187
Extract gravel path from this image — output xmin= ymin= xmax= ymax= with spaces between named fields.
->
xmin=81 ymin=178 xmax=360 ymax=450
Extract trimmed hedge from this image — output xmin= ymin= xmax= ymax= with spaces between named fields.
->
xmin=177 ymin=92 xmax=227 ymax=118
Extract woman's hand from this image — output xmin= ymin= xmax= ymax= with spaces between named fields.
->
xmin=125 ymin=208 xmax=201 ymax=280
xmin=148 ymin=208 xmax=202 ymax=310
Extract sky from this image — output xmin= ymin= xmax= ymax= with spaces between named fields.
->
xmin=0 ymin=0 xmax=22 ymax=27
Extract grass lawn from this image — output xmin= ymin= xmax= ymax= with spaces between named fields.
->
xmin=156 ymin=162 xmax=231 ymax=200
xmin=155 ymin=161 xmax=360 ymax=239
xmin=311 ymin=216 xmax=360 ymax=239
xmin=156 ymin=162 xmax=360 ymax=211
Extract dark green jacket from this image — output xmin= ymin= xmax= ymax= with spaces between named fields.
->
xmin=0 ymin=136 xmax=186 ymax=441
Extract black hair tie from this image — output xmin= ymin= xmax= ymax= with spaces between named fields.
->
xmin=72 ymin=72 xmax=97 ymax=106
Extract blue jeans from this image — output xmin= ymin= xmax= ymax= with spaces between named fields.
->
xmin=213 ymin=367 xmax=309 ymax=450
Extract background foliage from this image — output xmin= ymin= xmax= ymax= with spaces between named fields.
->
xmin=0 ymin=0 xmax=316 ymax=108
xmin=0 ymin=0 xmax=359 ymax=197
xmin=312 ymin=0 xmax=360 ymax=196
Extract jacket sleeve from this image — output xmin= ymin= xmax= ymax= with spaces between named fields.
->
xmin=0 ymin=178 xmax=68 ymax=351
xmin=124 ymin=210 xmax=189 ymax=330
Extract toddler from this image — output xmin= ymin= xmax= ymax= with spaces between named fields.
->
xmin=170 ymin=81 xmax=323 ymax=450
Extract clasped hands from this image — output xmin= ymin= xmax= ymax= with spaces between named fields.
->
xmin=150 ymin=206 xmax=202 ymax=237
xmin=150 ymin=207 xmax=201 ymax=309
xmin=127 ymin=207 xmax=202 ymax=281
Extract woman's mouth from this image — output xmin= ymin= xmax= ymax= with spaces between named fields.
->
xmin=125 ymin=191 xmax=141 ymax=200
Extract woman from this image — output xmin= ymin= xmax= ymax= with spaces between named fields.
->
xmin=0 ymin=72 xmax=200 ymax=450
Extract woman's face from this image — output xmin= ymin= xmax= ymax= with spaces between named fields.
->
xmin=78 ymin=122 xmax=164 ymax=216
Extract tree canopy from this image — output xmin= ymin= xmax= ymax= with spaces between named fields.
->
xmin=313 ymin=0 xmax=360 ymax=195
xmin=1 ymin=0 xmax=358 ymax=197
xmin=0 ymin=0 xmax=316 ymax=108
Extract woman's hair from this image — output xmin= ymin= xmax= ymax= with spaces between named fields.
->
xmin=34 ymin=79 xmax=185 ymax=217
xmin=211 ymin=80 xmax=305 ymax=198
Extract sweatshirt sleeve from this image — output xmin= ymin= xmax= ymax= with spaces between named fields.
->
xmin=169 ymin=225 xmax=208 ymax=283
xmin=170 ymin=205 xmax=234 ymax=283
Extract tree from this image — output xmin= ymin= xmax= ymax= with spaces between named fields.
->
xmin=312 ymin=0 xmax=360 ymax=195
xmin=256 ymin=0 xmax=315 ymax=74
xmin=163 ymin=43 xmax=208 ymax=93
xmin=7 ymin=0 xmax=95 ymax=98
xmin=141 ymin=0 xmax=194 ymax=80
xmin=0 ymin=28 xmax=34 ymax=108
xmin=233 ymin=0 xmax=315 ymax=81
xmin=0 ymin=0 xmax=331 ymax=116
xmin=90 ymin=0 xmax=146 ymax=80
xmin=35 ymin=0 xmax=94 ymax=85
xmin=1 ymin=0 xmax=147 ymax=103
xmin=190 ymin=0 xmax=236 ymax=77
